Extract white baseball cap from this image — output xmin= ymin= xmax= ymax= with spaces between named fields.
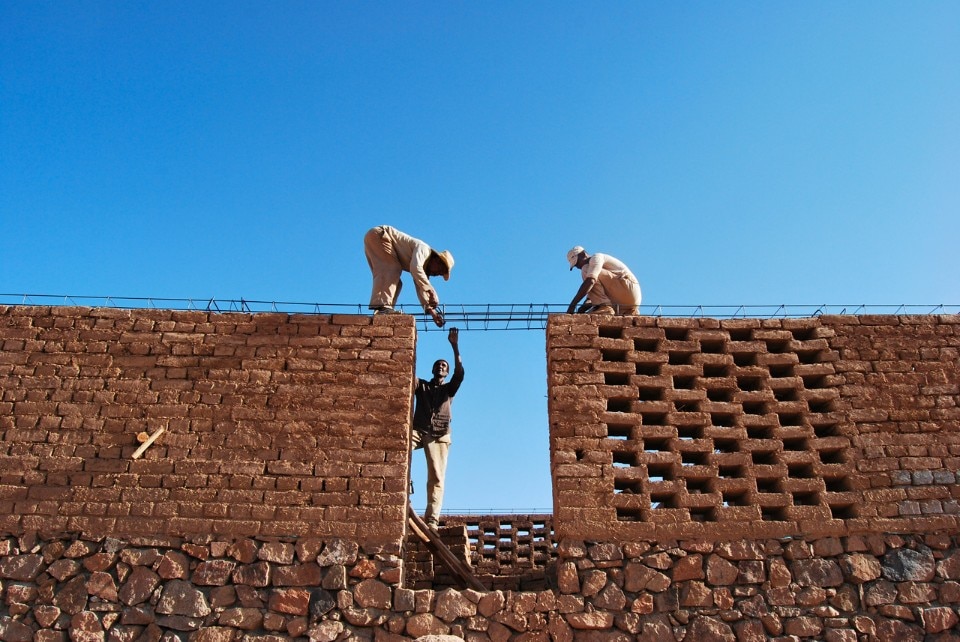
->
xmin=567 ymin=246 xmax=584 ymax=270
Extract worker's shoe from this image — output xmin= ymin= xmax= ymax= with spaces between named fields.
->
xmin=426 ymin=520 xmax=439 ymax=531
xmin=374 ymin=307 xmax=401 ymax=315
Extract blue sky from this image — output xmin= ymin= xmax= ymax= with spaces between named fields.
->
xmin=2 ymin=2 xmax=958 ymax=513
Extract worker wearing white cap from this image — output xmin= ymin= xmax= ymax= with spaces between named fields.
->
xmin=566 ymin=246 xmax=642 ymax=315
xmin=364 ymin=225 xmax=454 ymax=327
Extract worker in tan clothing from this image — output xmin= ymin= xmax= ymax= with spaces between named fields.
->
xmin=364 ymin=225 xmax=454 ymax=327
xmin=566 ymin=246 xmax=642 ymax=315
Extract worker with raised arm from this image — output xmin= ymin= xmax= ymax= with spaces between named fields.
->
xmin=364 ymin=225 xmax=454 ymax=327
xmin=566 ymin=246 xmax=642 ymax=315
xmin=410 ymin=327 xmax=464 ymax=530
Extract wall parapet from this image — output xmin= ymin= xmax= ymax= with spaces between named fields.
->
xmin=547 ymin=314 xmax=960 ymax=542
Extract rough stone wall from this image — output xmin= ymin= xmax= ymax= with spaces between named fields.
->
xmin=547 ymin=315 xmax=960 ymax=542
xmin=0 ymin=306 xmax=415 ymax=546
xmin=2 ymin=530 xmax=960 ymax=642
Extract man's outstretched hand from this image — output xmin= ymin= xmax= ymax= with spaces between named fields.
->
xmin=447 ymin=326 xmax=458 ymax=346
xmin=429 ymin=307 xmax=445 ymax=327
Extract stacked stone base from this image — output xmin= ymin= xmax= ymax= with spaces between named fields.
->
xmin=2 ymin=531 xmax=959 ymax=642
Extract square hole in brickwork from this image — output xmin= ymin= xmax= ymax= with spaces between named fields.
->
xmin=788 ymin=463 xmax=815 ymax=479
xmin=792 ymin=491 xmax=819 ymax=506
xmin=689 ymin=506 xmax=716 ymax=522
xmin=808 ymin=400 xmax=835 ymax=413
xmin=678 ymin=426 xmax=703 ymax=441
xmin=737 ymin=376 xmax=763 ymax=391
xmin=641 ymin=412 xmax=667 ymax=426
xmin=718 ymin=464 xmax=744 ymax=479
xmin=713 ymin=438 xmax=738 ymax=453
xmin=797 ymin=349 xmax=824 ymax=365
xmin=769 ymin=365 xmax=793 ymax=378
xmin=778 ymin=413 xmax=804 ymax=427
xmin=643 ymin=436 xmax=669 ymax=452
xmin=761 ymin=506 xmax=788 ymax=521
xmin=773 ymin=388 xmax=798 ymax=402
xmin=647 ymin=462 xmax=675 ymax=481
xmin=604 ymin=372 xmax=631 ymax=386
xmin=818 ymin=448 xmax=846 ymax=464
xmin=729 ymin=329 xmax=752 ymax=341
xmin=812 ymin=422 xmax=839 ymax=438
xmin=722 ymin=491 xmax=749 ymax=507
xmin=700 ymin=340 xmax=725 ymax=354
xmin=765 ymin=340 xmax=789 ymax=354
xmin=613 ymin=451 xmax=637 ymax=468
xmin=669 ymin=351 xmax=694 ymax=365
xmin=791 ymin=328 xmax=816 ymax=341
xmin=824 ymin=476 xmax=851 ymax=492
xmin=733 ymin=352 xmax=757 ymax=366
xmin=704 ymin=364 xmax=729 ymax=377
xmin=681 ymin=451 xmax=708 ymax=467
xmin=686 ymin=478 xmax=711 ymax=494
xmin=650 ymin=491 xmax=678 ymax=509
xmin=635 ymin=362 xmax=661 ymax=376
xmin=614 ymin=478 xmax=643 ymax=494
xmin=638 ymin=386 xmax=664 ymax=401
xmin=801 ymin=375 xmax=828 ymax=389
xmin=607 ymin=398 xmax=633 ymax=413
xmin=744 ymin=402 xmax=767 ymax=415
xmin=616 ymin=508 xmax=643 ymax=522
xmin=634 ymin=338 xmax=659 ymax=352
xmin=711 ymin=413 xmax=736 ymax=427
xmin=664 ymin=327 xmax=689 ymax=341
xmin=707 ymin=388 xmax=734 ymax=402
xmin=673 ymin=376 xmax=696 ymax=390
xmin=599 ymin=326 xmax=624 ymax=339
xmin=829 ymin=503 xmax=856 ymax=519
xmin=752 ymin=450 xmax=776 ymax=465
xmin=746 ymin=425 xmax=774 ymax=439
xmin=782 ymin=437 xmax=808 ymax=451
xmin=606 ymin=423 xmax=633 ymax=440
xmin=602 ymin=348 xmax=629 ymax=362
xmin=756 ymin=477 xmax=780 ymax=493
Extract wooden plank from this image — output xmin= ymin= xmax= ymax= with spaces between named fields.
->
xmin=407 ymin=504 xmax=486 ymax=591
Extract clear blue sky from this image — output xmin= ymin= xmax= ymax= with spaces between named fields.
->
xmin=2 ymin=2 xmax=958 ymax=513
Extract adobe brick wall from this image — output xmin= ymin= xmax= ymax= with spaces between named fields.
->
xmin=547 ymin=314 xmax=960 ymax=542
xmin=0 ymin=306 xmax=415 ymax=546
xmin=2 ymin=307 xmax=960 ymax=642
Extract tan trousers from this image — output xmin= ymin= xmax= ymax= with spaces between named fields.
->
xmin=364 ymin=226 xmax=403 ymax=309
xmin=410 ymin=430 xmax=450 ymax=528
xmin=588 ymin=277 xmax=642 ymax=315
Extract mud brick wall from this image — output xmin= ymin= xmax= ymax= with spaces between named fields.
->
xmin=0 ymin=306 xmax=415 ymax=545
xmin=416 ymin=515 xmax=556 ymax=591
xmin=547 ymin=314 xmax=960 ymax=542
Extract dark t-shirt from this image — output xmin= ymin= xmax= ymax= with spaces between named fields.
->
xmin=412 ymin=363 xmax=464 ymax=437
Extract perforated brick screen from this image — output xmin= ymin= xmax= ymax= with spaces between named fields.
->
xmin=548 ymin=315 xmax=960 ymax=541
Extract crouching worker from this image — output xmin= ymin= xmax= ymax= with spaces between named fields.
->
xmin=364 ymin=225 xmax=454 ymax=327
xmin=411 ymin=327 xmax=464 ymax=530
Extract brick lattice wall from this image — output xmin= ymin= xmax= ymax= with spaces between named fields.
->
xmin=0 ymin=306 xmax=415 ymax=546
xmin=548 ymin=314 xmax=960 ymax=541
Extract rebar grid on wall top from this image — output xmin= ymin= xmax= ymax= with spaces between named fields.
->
xmin=2 ymin=294 xmax=957 ymax=332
